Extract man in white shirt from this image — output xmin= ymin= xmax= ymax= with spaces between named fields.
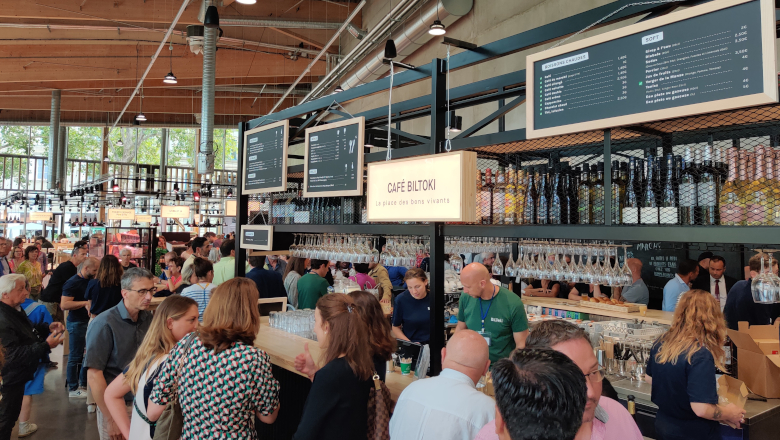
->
xmin=389 ymin=329 xmax=494 ymax=440
xmin=692 ymin=255 xmax=737 ymax=311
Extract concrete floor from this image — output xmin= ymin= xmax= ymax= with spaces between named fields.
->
xmin=12 ymin=345 xmax=99 ymax=440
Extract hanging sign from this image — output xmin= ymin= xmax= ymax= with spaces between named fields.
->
xmin=240 ymin=225 xmax=273 ymax=250
xmin=242 ymin=119 xmax=289 ymax=194
xmin=367 ymin=151 xmax=477 ymax=222
xmin=107 ymin=209 xmax=135 ymax=221
xmin=161 ymin=205 xmax=190 ymax=218
xmin=135 ymin=214 xmax=153 ymax=223
xmin=225 ymin=200 xmax=237 ymax=217
xmin=526 ymin=0 xmax=777 ymax=139
xmin=28 ymin=212 xmax=53 ymax=222
xmin=303 ymin=117 xmax=365 ymax=198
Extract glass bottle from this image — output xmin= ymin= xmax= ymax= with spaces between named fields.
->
xmin=504 ymin=167 xmax=517 ymax=225
xmin=561 ymin=164 xmax=573 ymax=225
xmin=623 ymin=157 xmax=640 ymax=225
xmin=516 ymin=168 xmax=527 ymax=224
xmin=659 ymin=154 xmax=678 ymax=224
xmin=493 ymin=167 xmax=506 ymax=225
xmin=481 ymin=169 xmax=493 ymax=225
xmin=524 ymin=167 xmax=537 ymax=225
xmin=578 ymin=165 xmax=592 ymax=224
xmin=592 ymin=163 xmax=605 ymax=225
xmin=570 ymin=166 xmax=581 ymax=225
xmin=475 ymin=169 xmax=483 ymax=224
xmin=550 ymin=164 xmax=565 ymax=224
xmin=745 ymin=146 xmax=769 ymax=226
xmin=640 ymin=156 xmax=659 ymax=224
xmin=770 ymin=150 xmax=780 ymax=226
xmin=698 ymin=144 xmax=718 ymax=226
xmin=719 ymin=147 xmax=745 ymax=226
xmin=679 ymin=147 xmax=697 ymax=225
xmin=537 ymin=166 xmax=550 ymax=225
xmin=611 ymin=160 xmax=625 ymax=225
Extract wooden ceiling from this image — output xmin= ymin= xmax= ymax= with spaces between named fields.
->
xmin=0 ymin=0 xmax=363 ymax=127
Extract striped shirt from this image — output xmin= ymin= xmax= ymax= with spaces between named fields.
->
xmin=180 ymin=282 xmax=216 ymax=320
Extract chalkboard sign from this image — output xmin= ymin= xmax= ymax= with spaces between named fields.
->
xmin=526 ymin=0 xmax=777 ymax=139
xmin=242 ymin=120 xmax=288 ymax=194
xmin=624 ymin=242 xmax=688 ymax=309
xmin=240 ymin=225 xmax=273 ymax=251
xmin=303 ymin=117 xmax=365 ymax=197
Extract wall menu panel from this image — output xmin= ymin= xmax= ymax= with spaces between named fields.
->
xmin=240 ymin=225 xmax=273 ymax=250
xmin=303 ymin=117 xmax=365 ymax=198
xmin=526 ymin=0 xmax=777 ymax=139
xmin=242 ymin=120 xmax=289 ymax=194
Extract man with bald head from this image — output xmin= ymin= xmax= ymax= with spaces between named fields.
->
xmin=60 ymin=256 xmax=99 ymax=397
xmin=616 ymin=258 xmax=649 ymax=305
xmin=389 ymin=329 xmax=495 ymax=440
xmin=456 ymin=263 xmax=529 ymax=364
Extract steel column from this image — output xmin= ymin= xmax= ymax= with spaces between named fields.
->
xmin=235 ymin=122 xmax=249 ymax=277
xmin=48 ymin=90 xmax=60 ymax=191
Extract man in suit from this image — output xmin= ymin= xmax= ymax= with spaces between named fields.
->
xmin=692 ymin=255 xmax=737 ymax=312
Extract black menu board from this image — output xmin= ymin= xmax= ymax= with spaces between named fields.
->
xmin=303 ymin=117 xmax=365 ymax=197
xmin=242 ymin=120 xmax=288 ymax=194
xmin=240 ymin=225 xmax=273 ymax=251
xmin=526 ymin=0 xmax=777 ymax=139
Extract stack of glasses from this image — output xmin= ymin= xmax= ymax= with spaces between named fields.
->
xmin=269 ymin=310 xmax=316 ymax=341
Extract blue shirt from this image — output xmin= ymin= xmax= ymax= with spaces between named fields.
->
xmin=646 ymin=343 xmax=720 ymax=440
xmin=21 ymin=299 xmax=52 ymax=327
xmin=386 ymin=266 xmax=408 ymax=287
xmin=723 ymin=279 xmax=780 ymax=330
xmin=391 ymin=290 xmax=430 ymax=344
xmin=246 ymin=267 xmax=286 ymax=300
xmin=181 ymin=282 xmax=216 ymax=320
xmin=62 ymin=274 xmax=91 ymax=322
xmin=662 ymin=274 xmax=689 ymax=312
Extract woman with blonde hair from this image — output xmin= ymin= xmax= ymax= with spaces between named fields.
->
xmin=104 ymin=295 xmax=199 ymax=440
xmin=147 ymin=278 xmax=280 ymax=438
xmin=646 ymin=289 xmax=746 ymax=440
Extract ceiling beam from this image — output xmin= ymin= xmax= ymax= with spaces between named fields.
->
xmin=0 ymin=109 xmax=256 ymax=127
xmin=267 ymin=27 xmax=332 ymax=52
xmin=0 ymin=76 xmax=307 ymax=93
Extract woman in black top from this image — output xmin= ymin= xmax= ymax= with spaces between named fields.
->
xmin=84 ymin=255 xmax=124 ymax=317
xmin=646 ymin=289 xmax=745 ymax=440
xmin=348 ymin=290 xmax=396 ymax=382
xmin=293 ymin=294 xmax=374 ymax=440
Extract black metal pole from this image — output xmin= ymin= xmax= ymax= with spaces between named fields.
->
xmin=236 ymin=122 xmax=248 ymax=277
xmin=428 ymin=58 xmax=447 ymax=376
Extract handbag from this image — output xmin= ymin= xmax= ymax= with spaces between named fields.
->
xmin=366 ymin=371 xmax=394 ymax=440
xmin=152 ymin=332 xmax=198 ymax=440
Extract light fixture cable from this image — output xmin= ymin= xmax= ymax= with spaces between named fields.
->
xmin=386 ymin=61 xmax=394 ymax=161
xmin=444 ymin=45 xmax=452 ymax=152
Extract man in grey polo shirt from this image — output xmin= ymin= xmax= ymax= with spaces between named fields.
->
xmin=85 ymin=267 xmax=154 ymax=440
xmin=617 ymin=258 xmax=649 ymax=305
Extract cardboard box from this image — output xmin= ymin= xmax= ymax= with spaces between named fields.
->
xmin=727 ymin=321 xmax=780 ymax=398
xmin=717 ymin=375 xmax=748 ymax=409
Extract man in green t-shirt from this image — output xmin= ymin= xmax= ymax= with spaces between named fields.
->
xmin=456 ymin=262 xmax=529 ymax=363
xmin=297 ymin=259 xmax=330 ymax=309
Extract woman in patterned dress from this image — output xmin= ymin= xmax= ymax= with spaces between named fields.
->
xmin=16 ymin=246 xmax=43 ymax=301
xmin=147 ymin=278 xmax=280 ymax=439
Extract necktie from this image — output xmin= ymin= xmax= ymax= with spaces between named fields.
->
xmin=714 ymin=281 xmax=720 ymax=307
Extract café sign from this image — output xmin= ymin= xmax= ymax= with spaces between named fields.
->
xmin=161 ymin=205 xmax=190 ymax=218
xmin=29 ymin=212 xmax=53 ymax=222
xmin=107 ymin=209 xmax=135 ymax=221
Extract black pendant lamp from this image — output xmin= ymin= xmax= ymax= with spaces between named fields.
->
xmin=384 ymin=39 xmax=397 ymax=59
xmin=204 ymin=5 xmax=220 ymax=29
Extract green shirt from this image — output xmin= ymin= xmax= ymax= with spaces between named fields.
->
xmin=297 ymin=273 xmax=329 ymax=310
xmin=457 ymin=286 xmax=529 ymax=363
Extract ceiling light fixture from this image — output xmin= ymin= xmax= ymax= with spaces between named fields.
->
xmin=204 ymin=5 xmax=220 ymax=29
xmin=116 ymin=137 xmax=124 ymax=147
xmin=334 ymin=85 xmax=344 ymax=93
xmin=163 ymin=41 xmax=178 ymax=84
xmin=384 ymin=39 xmax=397 ymax=59
xmin=447 ymin=110 xmax=462 ymax=132
xmin=236 ymin=0 xmax=257 ymax=4
xmin=429 ymin=20 xmax=446 ymax=36
xmin=103 ymin=155 xmax=110 ymax=162
xmin=112 ymin=180 xmax=119 ymax=192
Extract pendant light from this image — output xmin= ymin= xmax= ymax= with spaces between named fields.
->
xmin=163 ymin=41 xmax=178 ymax=84
xmin=334 ymin=85 xmax=344 ymax=93
xmin=428 ymin=1 xmax=446 ymax=36
xmin=116 ymin=137 xmax=124 ymax=147
xmin=236 ymin=0 xmax=256 ymax=3
xmin=384 ymin=39 xmax=397 ymax=60
xmin=204 ymin=4 xmax=220 ymax=29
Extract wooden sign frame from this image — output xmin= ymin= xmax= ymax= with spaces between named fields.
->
xmin=107 ymin=208 xmax=135 ymax=221
xmin=239 ymin=225 xmax=274 ymax=251
xmin=28 ymin=212 xmax=53 ymax=222
xmin=242 ymin=119 xmax=289 ymax=195
xmin=303 ymin=116 xmax=365 ymax=198
xmin=225 ymin=200 xmax=237 ymax=217
xmin=526 ymin=0 xmax=777 ymax=139
xmin=366 ymin=151 xmax=477 ymax=222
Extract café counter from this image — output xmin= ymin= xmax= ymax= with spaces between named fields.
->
xmin=521 ymin=297 xmax=674 ymax=325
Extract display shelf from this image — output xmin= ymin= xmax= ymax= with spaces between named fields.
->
xmin=522 ymin=297 xmax=672 ymax=325
xmin=104 ymin=227 xmax=155 ymax=270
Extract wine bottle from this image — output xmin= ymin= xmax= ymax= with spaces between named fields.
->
xmin=475 ymin=169 xmax=483 ymax=224
xmin=640 ymin=156 xmax=659 ymax=224
xmin=769 ymin=150 xmax=780 ymax=226
xmin=524 ymin=167 xmax=537 ymax=225
xmin=719 ymin=147 xmax=745 ymax=226
xmin=504 ymin=167 xmax=516 ymax=225
xmin=493 ymin=167 xmax=506 ymax=225
xmin=659 ymin=154 xmax=678 ymax=224
xmin=611 ymin=160 xmax=625 ymax=225
xmin=698 ymin=144 xmax=718 ymax=226
xmin=561 ymin=164 xmax=572 ymax=225
xmin=623 ymin=157 xmax=640 ymax=224
xmin=578 ymin=165 xmax=592 ymax=224
xmin=516 ymin=168 xmax=527 ymax=224
xmin=745 ymin=146 xmax=769 ymax=226
xmin=679 ymin=147 xmax=697 ymax=225
xmin=481 ymin=169 xmax=493 ymax=225
xmin=537 ymin=166 xmax=550 ymax=225
xmin=592 ymin=163 xmax=605 ymax=225
xmin=569 ymin=166 xmax=580 ymax=225
xmin=549 ymin=164 xmax=562 ymax=225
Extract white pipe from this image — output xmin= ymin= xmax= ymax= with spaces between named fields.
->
xmin=105 ymin=0 xmax=192 ymax=140
xmin=268 ymin=0 xmax=366 ymax=115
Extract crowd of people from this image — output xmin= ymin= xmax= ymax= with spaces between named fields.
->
xmin=0 ymin=233 xmax=767 ymax=440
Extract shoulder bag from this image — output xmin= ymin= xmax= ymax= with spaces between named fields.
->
xmin=367 ymin=371 xmax=394 ymax=440
xmin=152 ymin=332 xmax=198 ymax=440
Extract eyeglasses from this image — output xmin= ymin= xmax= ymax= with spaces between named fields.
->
xmin=127 ymin=287 xmax=157 ymax=296
xmin=583 ymin=368 xmax=605 ymax=384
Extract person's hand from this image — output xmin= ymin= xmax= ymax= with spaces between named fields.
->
xmin=294 ymin=343 xmax=318 ymax=379
xmin=163 ymin=269 xmax=170 ymax=278
xmin=721 ymin=403 xmax=746 ymax=428
xmin=49 ymin=322 xmax=65 ymax=334
xmin=107 ymin=415 xmax=124 ymax=440
xmin=45 ymin=331 xmax=64 ymax=348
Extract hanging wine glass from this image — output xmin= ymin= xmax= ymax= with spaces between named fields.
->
xmin=492 ymin=252 xmax=504 ymax=276
xmin=505 ymin=251 xmax=516 ymax=277
xmin=620 ymin=245 xmax=633 ymax=286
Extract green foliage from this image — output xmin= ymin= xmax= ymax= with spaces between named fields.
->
xmin=168 ymin=128 xmax=196 ymax=167
xmin=67 ymin=127 xmax=102 ymax=160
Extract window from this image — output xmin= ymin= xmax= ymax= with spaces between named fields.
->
xmin=137 ymin=128 xmax=162 ymax=165
xmin=67 ymin=127 xmax=102 ymax=160
xmin=167 ymin=128 xmax=196 ymax=167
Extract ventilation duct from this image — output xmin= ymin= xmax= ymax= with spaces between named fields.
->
xmin=198 ymin=25 xmax=217 ymax=175
xmin=48 ymin=90 xmax=60 ymax=191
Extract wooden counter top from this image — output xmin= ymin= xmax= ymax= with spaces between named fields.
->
xmin=253 ymin=321 xmax=414 ymax=400
xmin=521 ymin=297 xmax=673 ymax=325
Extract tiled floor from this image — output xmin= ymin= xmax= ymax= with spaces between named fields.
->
xmin=12 ymin=345 xmax=99 ymax=440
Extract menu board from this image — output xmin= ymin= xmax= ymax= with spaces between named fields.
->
xmin=303 ymin=117 xmax=365 ymax=197
xmin=526 ymin=0 xmax=777 ymax=139
xmin=625 ymin=241 xmax=688 ymax=309
xmin=242 ymin=120 xmax=288 ymax=194
xmin=240 ymin=225 xmax=273 ymax=251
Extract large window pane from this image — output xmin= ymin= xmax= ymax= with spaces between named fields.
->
xmin=137 ymin=128 xmax=162 ymax=165
xmin=0 ymin=126 xmax=30 ymax=156
xmin=30 ymin=127 xmax=49 ymax=157
xmin=108 ymin=128 xmax=137 ymax=162
xmin=168 ymin=128 xmax=195 ymax=167
xmin=224 ymin=129 xmax=238 ymax=171
xmin=67 ymin=127 xmax=102 ymax=160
